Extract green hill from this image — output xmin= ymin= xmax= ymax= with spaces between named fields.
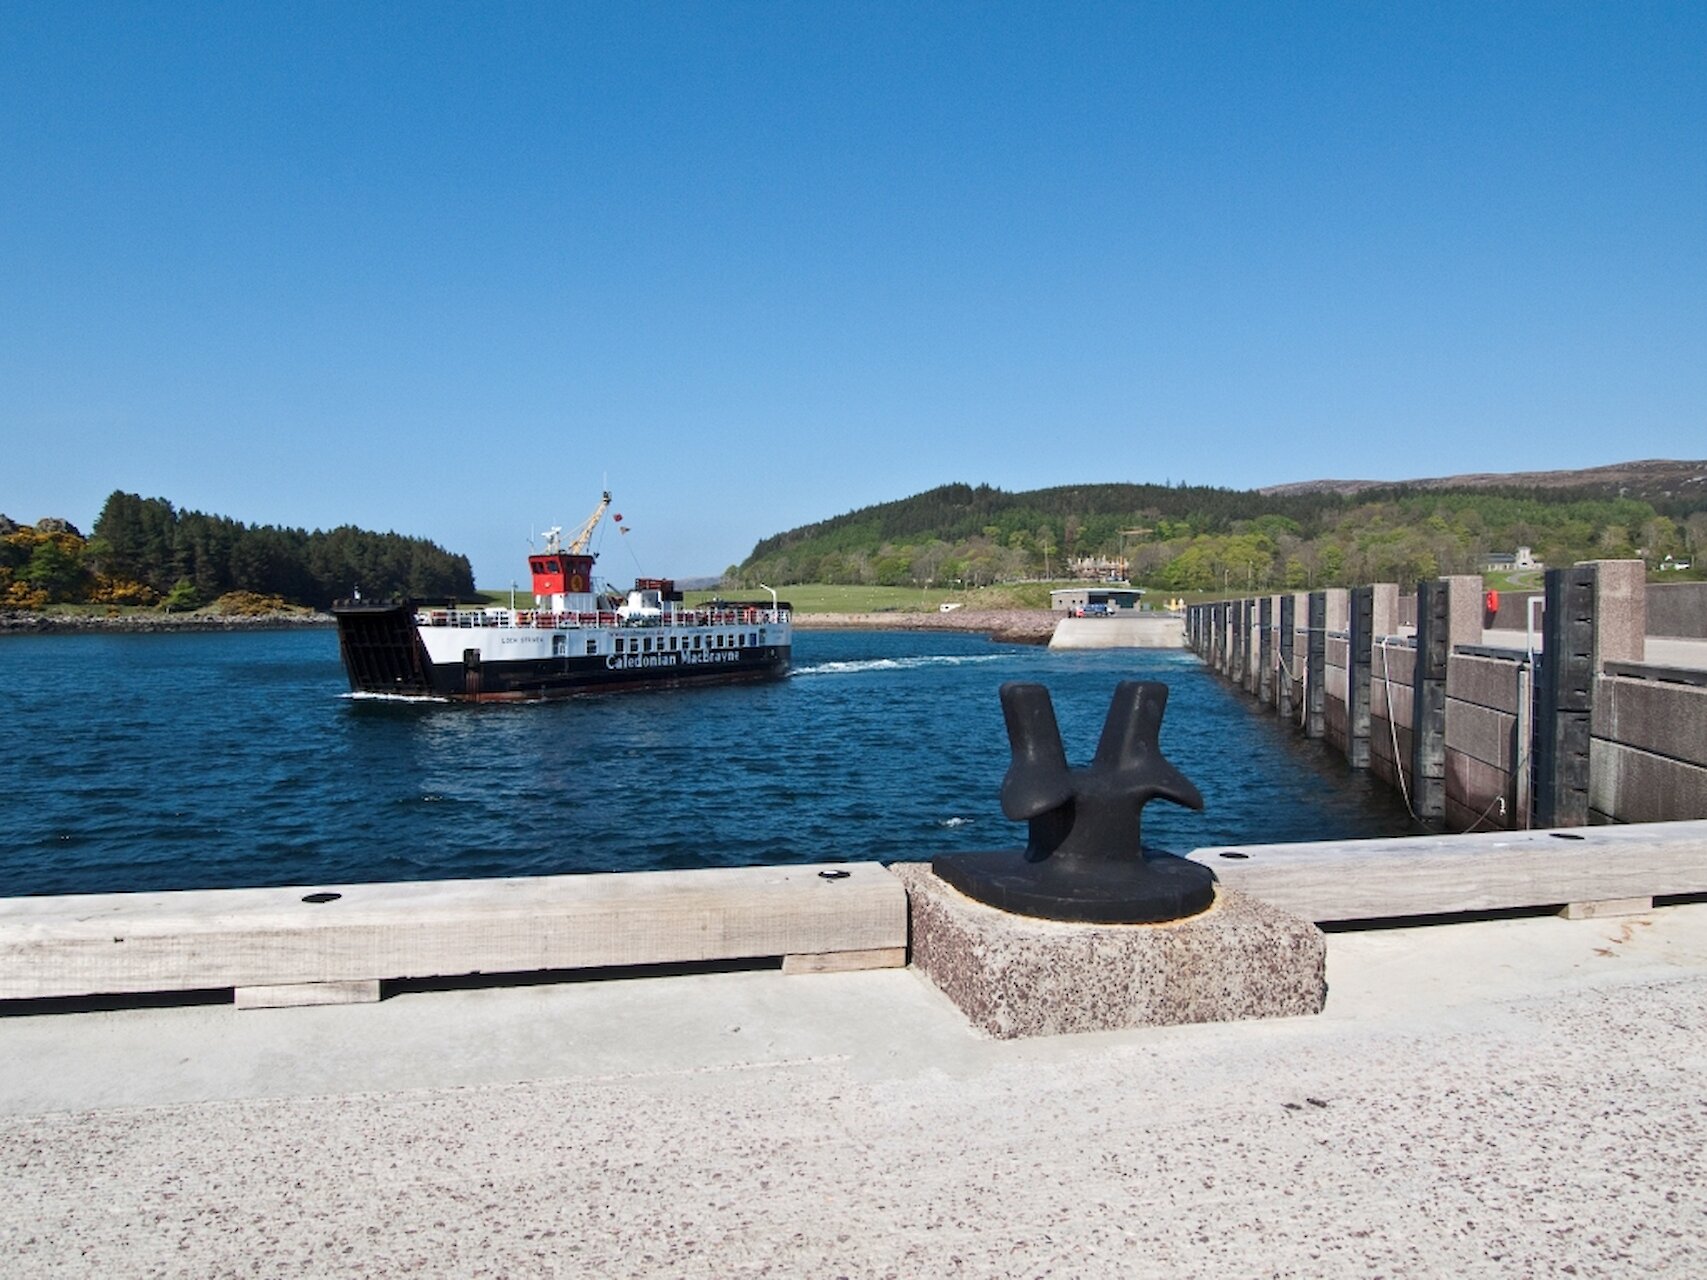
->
xmin=733 ymin=477 xmax=1707 ymax=594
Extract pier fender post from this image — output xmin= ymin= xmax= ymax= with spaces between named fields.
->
xmin=1258 ymin=595 xmax=1275 ymax=706
xmin=1306 ymin=591 xmax=1327 ymax=739
xmin=1534 ymin=566 xmax=1596 ymax=828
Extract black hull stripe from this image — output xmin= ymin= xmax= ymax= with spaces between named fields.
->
xmin=446 ymin=664 xmax=788 ymax=702
xmin=436 ymin=650 xmax=790 ymax=700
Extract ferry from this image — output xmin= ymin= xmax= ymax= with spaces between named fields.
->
xmin=332 ymin=493 xmax=791 ymax=701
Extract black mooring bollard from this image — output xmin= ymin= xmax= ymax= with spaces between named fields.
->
xmin=932 ymin=680 xmax=1216 ymax=925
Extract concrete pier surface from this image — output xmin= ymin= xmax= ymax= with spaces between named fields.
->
xmin=5 ymin=904 xmax=1706 ymax=1276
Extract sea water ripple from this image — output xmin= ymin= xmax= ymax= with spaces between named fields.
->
xmin=0 ymin=627 xmax=1420 ymax=896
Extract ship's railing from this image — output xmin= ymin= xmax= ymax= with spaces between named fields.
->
xmin=678 ymin=607 xmax=791 ymax=627
xmin=515 ymin=611 xmax=623 ymax=629
xmin=415 ymin=607 xmax=792 ymax=630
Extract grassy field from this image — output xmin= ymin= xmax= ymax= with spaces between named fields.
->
xmin=684 ymin=583 xmax=1067 ymax=612
xmin=478 ymin=582 xmax=1094 ymax=613
xmin=480 ymin=582 xmax=1195 ymax=613
xmin=1482 ymin=569 xmax=1545 ymax=592
xmin=468 ymin=567 xmax=1701 ymax=617
xmin=475 ymin=589 xmax=536 ymax=608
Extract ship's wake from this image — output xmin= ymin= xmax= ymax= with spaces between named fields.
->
xmin=791 ymin=654 xmax=1005 ymax=678
xmin=342 ymin=691 xmax=452 ymax=704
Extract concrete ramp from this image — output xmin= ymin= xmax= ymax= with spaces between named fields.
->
xmin=1049 ymin=614 xmax=1186 ymax=649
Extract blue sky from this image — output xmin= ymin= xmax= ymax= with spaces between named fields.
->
xmin=4 ymin=3 xmax=1704 ymax=585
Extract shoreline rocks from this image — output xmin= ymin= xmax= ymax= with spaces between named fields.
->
xmin=0 ymin=611 xmax=335 ymax=635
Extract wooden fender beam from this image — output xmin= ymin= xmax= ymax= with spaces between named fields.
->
xmin=1187 ymin=820 xmax=1707 ymax=924
xmin=0 ymin=863 xmax=907 ymax=1005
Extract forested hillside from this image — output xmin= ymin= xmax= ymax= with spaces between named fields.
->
xmin=733 ymin=480 xmax=1707 ymax=592
xmin=0 ymin=493 xmax=474 ymax=610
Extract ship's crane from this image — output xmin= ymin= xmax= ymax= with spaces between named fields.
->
xmin=567 ymin=490 xmax=613 ymax=555
xmin=542 ymin=491 xmax=612 ymax=556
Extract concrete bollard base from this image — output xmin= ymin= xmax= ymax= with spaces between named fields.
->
xmin=892 ymin=862 xmax=1327 ymax=1040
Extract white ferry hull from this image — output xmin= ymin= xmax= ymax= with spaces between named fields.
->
xmin=335 ymin=602 xmax=791 ymax=702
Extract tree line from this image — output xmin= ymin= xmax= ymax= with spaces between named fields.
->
xmin=732 ymin=482 xmax=1707 ymax=592
xmin=0 ymin=493 xmax=474 ymax=610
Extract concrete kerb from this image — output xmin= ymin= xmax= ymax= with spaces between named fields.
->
xmin=5 ymin=822 xmax=1707 ymax=1018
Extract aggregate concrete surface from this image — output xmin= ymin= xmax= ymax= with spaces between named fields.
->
xmin=899 ymin=870 xmax=1325 ymax=1037
xmin=4 ymin=905 xmax=1706 ymax=1278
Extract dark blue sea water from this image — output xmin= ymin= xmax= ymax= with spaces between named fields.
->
xmin=0 ymin=628 xmax=1420 ymax=897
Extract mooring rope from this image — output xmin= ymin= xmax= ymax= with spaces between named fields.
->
xmin=1377 ymin=637 xmax=1419 ymax=820
xmin=1378 ymin=637 xmax=1537 ymax=832
xmin=1461 ymin=655 xmax=1536 ymax=833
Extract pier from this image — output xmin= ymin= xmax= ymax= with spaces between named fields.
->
xmin=1186 ymin=566 xmax=1707 ymax=829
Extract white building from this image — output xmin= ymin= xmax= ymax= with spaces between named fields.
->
xmin=1483 ymin=545 xmax=1541 ymax=572
xmin=1050 ymin=587 xmax=1146 ymax=614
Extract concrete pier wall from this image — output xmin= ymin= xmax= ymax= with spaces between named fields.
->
xmin=1047 ymin=615 xmax=1187 ymax=648
xmin=1323 ymin=631 xmax=1349 ymax=755
xmin=1443 ymin=652 xmax=1529 ymax=829
xmin=1369 ymin=636 xmax=1414 ymax=801
xmin=1320 ymin=587 xmax=1351 ymax=758
xmin=1188 ymin=561 xmax=1707 ymax=831
xmin=1648 ymin=580 xmax=1707 ymax=639
xmin=1591 ymin=674 xmax=1707 ymax=823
